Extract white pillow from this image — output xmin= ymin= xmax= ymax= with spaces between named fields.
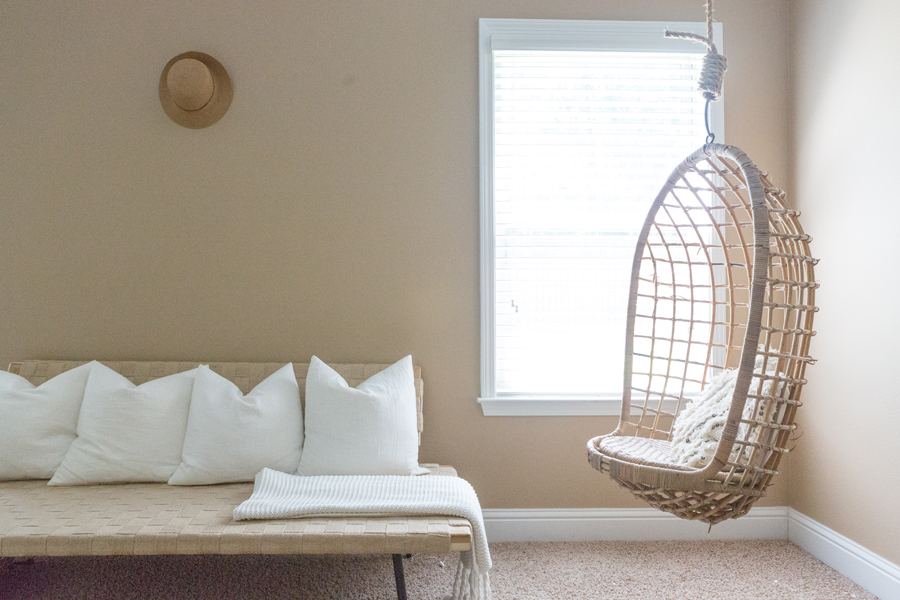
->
xmin=669 ymin=354 xmax=787 ymax=469
xmin=49 ymin=363 xmax=198 ymax=485
xmin=168 ymin=363 xmax=303 ymax=485
xmin=297 ymin=355 xmax=428 ymax=476
xmin=0 ymin=362 xmax=95 ymax=480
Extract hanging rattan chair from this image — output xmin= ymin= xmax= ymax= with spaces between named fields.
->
xmin=587 ymin=143 xmax=817 ymax=525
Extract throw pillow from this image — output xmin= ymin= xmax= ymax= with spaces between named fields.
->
xmin=168 ymin=363 xmax=303 ymax=485
xmin=668 ymin=354 xmax=787 ymax=468
xmin=297 ymin=355 xmax=428 ymax=476
xmin=0 ymin=362 xmax=95 ymax=480
xmin=49 ymin=363 xmax=198 ymax=485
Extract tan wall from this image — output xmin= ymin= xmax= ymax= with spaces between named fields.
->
xmin=789 ymin=0 xmax=900 ymax=565
xmin=0 ymin=0 xmax=791 ymax=509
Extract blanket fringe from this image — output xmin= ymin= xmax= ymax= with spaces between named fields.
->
xmin=453 ymin=551 xmax=491 ymax=600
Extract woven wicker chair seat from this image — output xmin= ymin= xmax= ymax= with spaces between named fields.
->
xmin=593 ymin=436 xmax=691 ymax=471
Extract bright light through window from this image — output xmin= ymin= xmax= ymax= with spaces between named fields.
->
xmin=493 ymin=50 xmax=708 ymax=396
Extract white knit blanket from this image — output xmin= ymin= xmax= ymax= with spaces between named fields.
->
xmin=233 ymin=468 xmax=492 ymax=600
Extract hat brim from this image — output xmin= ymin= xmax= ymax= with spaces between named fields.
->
xmin=159 ymin=51 xmax=233 ymax=129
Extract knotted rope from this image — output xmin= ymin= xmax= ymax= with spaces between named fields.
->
xmin=665 ymin=0 xmax=727 ymax=101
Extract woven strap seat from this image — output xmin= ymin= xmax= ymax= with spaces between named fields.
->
xmin=0 ymin=465 xmax=472 ymax=557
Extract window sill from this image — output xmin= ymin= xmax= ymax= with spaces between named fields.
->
xmin=477 ymin=397 xmax=682 ymax=417
xmin=478 ymin=396 xmax=623 ymax=416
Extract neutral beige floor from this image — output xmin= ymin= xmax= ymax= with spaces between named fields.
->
xmin=0 ymin=540 xmax=878 ymax=600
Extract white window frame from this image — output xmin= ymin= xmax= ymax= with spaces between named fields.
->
xmin=478 ymin=18 xmax=725 ymax=416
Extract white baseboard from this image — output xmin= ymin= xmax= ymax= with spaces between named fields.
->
xmin=481 ymin=506 xmax=789 ymax=542
xmin=788 ymin=509 xmax=900 ymax=600
xmin=481 ymin=507 xmax=899 ymax=600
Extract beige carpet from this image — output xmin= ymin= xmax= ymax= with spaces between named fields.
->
xmin=0 ymin=540 xmax=878 ymax=599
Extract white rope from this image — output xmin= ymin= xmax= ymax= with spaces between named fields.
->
xmin=665 ymin=0 xmax=727 ymax=101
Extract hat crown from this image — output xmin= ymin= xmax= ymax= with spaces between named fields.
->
xmin=166 ymin=58 xmax=214 ymax=112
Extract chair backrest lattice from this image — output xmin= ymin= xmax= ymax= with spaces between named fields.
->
xmin=619 ymin=144 xmax=816 ymax=492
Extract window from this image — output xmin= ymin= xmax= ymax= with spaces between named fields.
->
xmin=479 ymin=19 xmax=724 ymax=416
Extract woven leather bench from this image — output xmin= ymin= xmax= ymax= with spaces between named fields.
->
xmin=0 ymin=360 xmax=473 ymax=600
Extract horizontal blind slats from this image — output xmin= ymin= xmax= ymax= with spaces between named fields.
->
xmin=493 ymin=49 xmax=705 ymax=395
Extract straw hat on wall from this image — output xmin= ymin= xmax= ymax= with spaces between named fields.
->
xmin=159 ymin=51 xmax=232 ymax=129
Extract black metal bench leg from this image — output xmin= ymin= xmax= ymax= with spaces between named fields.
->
xmin=392 ymin=553 xmax=408 ymax=600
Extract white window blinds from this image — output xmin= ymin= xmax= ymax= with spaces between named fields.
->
xmin=492 ymin=50 xmax=708 ymax=396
